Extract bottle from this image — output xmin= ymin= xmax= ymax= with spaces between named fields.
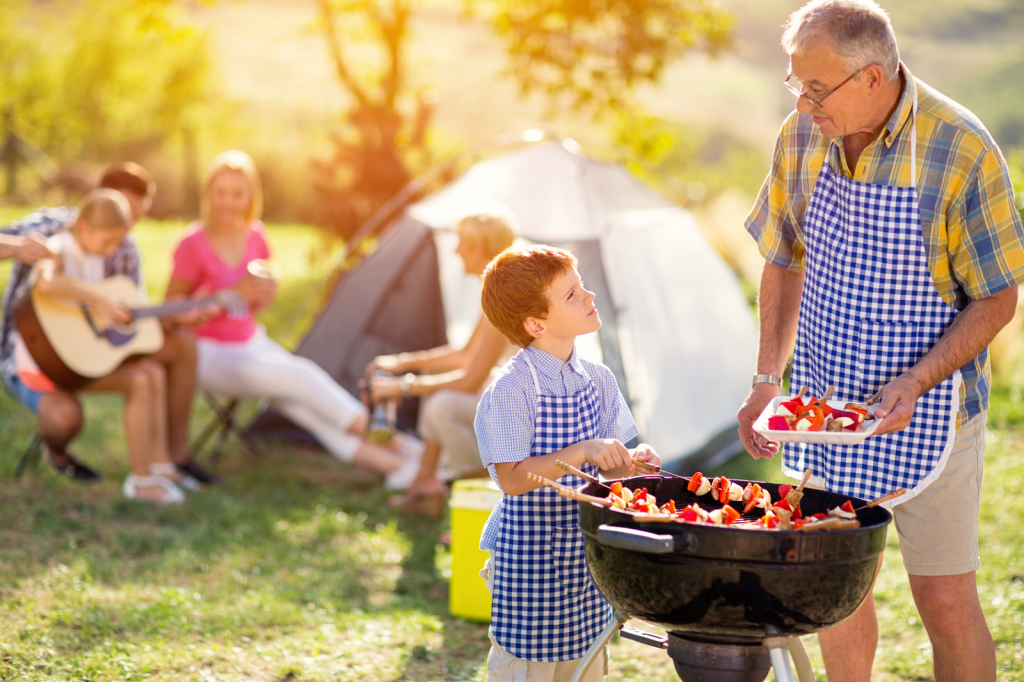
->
xmin=367 ymin=369 xmax=397 ymax=444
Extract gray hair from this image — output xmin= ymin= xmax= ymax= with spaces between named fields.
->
xmin=782 ymin=0 xmax=900 ymax=82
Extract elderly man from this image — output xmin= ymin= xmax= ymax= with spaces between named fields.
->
xmin=736 ymin=1 xmax=1024 ymax=680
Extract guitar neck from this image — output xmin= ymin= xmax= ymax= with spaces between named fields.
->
xmin=131 ymin=297 xmax=215 ymax=320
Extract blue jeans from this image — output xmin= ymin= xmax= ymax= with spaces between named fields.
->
xmin=2 ymin=370 xmax=45 ymax=414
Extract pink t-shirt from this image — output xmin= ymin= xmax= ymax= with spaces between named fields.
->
xmin=171 ymin=221 xmax=271 ymax=342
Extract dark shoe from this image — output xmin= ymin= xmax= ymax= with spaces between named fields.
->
xmin=176 ymin=459 xmax=222 ymax=485
xmin=45 ymin=446 xmax=101 ymax=482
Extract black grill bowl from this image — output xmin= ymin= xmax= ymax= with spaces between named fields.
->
xmin=580 ymin=476 xmax=892 ymax=641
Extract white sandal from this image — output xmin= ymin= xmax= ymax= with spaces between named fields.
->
xmin=122 ymin=474 xmax=185 ymax=504
xmin=149 ymin=463 xmax=202 ymax=491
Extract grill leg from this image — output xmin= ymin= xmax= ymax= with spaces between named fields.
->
xmin=764 ymin=626 xmax=815 ymax=682
xmin=569 ymin=609 xmax=629 ymax=682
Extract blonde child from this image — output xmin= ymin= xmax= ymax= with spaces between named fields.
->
xmin=17 ymin=190 xmax=192 ymax=503
xmin=474 ymin=244 xmax=660 ymax=681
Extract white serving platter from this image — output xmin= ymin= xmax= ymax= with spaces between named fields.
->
xmin=753 ymin=396 xmax=881 ymax=445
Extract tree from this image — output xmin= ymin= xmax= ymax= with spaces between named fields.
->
xmin=311 ymin=0 xmax=438 ymax=241
xmin=473 ymin=0 xmax=733 ymax=115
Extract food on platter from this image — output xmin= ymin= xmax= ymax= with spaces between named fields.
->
xmin=754 ymin=392 xmax=882 ymax=445
xmin=768 ymin=392 xmax=875 ymax=433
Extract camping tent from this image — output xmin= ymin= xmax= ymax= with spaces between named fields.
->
xmin=249 ymin=138 xmax=758 ymax=466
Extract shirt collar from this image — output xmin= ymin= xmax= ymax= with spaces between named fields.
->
xmin=881 ymin=62 xmax=915 ymax=149
xmin=524 ymin=344 xmax=586 ymax=379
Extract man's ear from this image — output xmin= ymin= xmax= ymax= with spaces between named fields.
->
xmin=863 ymin=63 xmax=886 ymax=95
xmin=523 ymin=316 xmax=545 ymax=340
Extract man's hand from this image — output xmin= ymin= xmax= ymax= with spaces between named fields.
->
xmin=871 ymin=373 xmax=926 ymax=435
xmin=17 ymin=233 xmax=54 ymax=266
xmin=582 ymin=438 xmax=633 ymax=471
xmin=630 ymin=442 xmax=661 ymax=469
xmin=170 ymin=297 xmax=221 ymax=328
xmin=737 ymin=382 xmax=782 ymax=460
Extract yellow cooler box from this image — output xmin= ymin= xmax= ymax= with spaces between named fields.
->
xmin=450 ymin=478 xmax=503 ymax=622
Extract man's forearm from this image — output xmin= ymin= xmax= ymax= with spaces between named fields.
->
xmin=906 ymin=285 xmax=1018 ymax=394
xmin=0 ymin=234 xmax=26 ymax=260
xmin=756 ymin=262 xmax=805 ymax=376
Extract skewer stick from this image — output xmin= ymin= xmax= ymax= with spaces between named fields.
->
xmin=800 ymin=518 xmax=861 ymax=532
xmin=866 ymin=387 xmax=884 ymax=405
xmin=526 ymin=472 xmax=612 ymax=507
xmin=786 ymin=468 xmax=813 ymax=509
xmin=820 ymin=385 xmax=835 ymax=402
xmin=795 ymin=468 xmax=813 ymax=494
xmin=860 ymin=488 xmax=906 ymax=509
xmin=553 ymin=460 xmax=601 ymax=486
xmin=796 ymin=385 xmax=808 ymax=399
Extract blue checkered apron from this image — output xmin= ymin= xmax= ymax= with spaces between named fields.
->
xmin=490 ymin=356 xmax=611 ymax=661
xmin=787 ymin=80 xmax=961 ymax=504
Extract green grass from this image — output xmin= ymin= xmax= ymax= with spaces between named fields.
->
xmin=0 ymin=212 xmax=1023 ymax=680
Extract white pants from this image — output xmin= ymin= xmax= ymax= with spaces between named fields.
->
xmin=196 ymin=328 xmax=365 ymax=461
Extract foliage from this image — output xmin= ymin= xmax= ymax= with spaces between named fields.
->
xmin=0 ymin=0 xmax=213 ymax=169
xmin=310 ymin=0 xmax=443 ymax=242
xmin=470 ymin=0 xmax=734 ymax=115
xmin=611 ymin=107 xmax=767 ymax=206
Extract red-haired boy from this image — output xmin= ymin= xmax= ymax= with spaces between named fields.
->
xmin=474 ymin=244 xmax=660 ymax=680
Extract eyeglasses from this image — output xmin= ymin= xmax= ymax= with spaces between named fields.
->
xmin=784 ymin=66 xmax=868 ymax=108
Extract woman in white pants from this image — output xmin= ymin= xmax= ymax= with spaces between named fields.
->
xmin=165 ymin=150 xmax=420 ymax=488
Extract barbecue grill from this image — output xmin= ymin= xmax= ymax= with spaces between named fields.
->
xmin=568 ymin=475 xmax=893 ymax=682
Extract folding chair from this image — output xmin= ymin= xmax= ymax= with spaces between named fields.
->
xmin=13 ymin=432 xmax=42 ymax=478
xmin=190 ymin=391 xmax=264 ymax=468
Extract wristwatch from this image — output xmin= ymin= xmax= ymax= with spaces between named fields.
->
xmin=400 ymin=373 xmax=416 ymax=397
xmin=751 ymin=373 xmax=783 ymax=388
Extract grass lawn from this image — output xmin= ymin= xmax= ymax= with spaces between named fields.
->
xmin=0 ymin=213 xmax=1022 ymax=680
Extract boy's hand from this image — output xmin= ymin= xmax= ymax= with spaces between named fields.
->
xmin=582 ymin=438 xmax=632 ymax=472
xmin=630 ymin=443 xmax=661 ymax=469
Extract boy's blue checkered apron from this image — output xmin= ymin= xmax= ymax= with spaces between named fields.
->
xmin=787 ymin=79 xmax=961 ymax=504
xmin=490 ymin=355 xmax=611 ymax=662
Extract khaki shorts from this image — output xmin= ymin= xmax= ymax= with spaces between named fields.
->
xmin=807 ymin=410 xmax=985 ymax=577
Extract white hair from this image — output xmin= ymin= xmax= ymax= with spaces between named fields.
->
xmin=782 ymin=0 xmax=900 ymax=82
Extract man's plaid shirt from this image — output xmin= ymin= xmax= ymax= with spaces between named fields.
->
xmin=745 ymin=63 xmax=1024 ymax=427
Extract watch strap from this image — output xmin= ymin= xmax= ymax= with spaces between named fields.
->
xmin=751 ymin=373 xmax=783 ymax=388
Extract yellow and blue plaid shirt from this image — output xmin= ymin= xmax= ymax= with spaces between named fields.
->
xmin=746 ymin=63 xmax=1024 ymax=426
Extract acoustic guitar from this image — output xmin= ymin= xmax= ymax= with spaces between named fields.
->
xmin=14 ymin=275 xmax=243 ymax=390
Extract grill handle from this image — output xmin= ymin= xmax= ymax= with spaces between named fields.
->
xmin=596 ymin=525 xmax=674 ymax=554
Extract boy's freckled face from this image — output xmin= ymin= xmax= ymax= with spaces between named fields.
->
xmin=538 ymin=267 xmax=601 ymax=339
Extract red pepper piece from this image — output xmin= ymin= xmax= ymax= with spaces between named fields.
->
xmin=792 ymin=518 xmax=811 ymax=529
xmin=722 ymin=505 xmax=740 ymax=525
xmin=743 ymin=483 xmax=763 ymax=514
xmin=840 ymin=500 xmax=855 ymax=514
xmin=767 ymin=416 xmax=791 ymax=431
xmin=610 ymin=481 xmax=623 ymax=498
xmin=681 ymin=508 xmax=699 ymax=522
xmin=661 ymin=499 xmax=677 ymax=514
xmin=718 ymin=476 xmax=732 ymax=504
xmin=687 ymin=472 xmax=704 ymax=493
xmin=778 ymin=484 xmax=792 ymax=499
xmin=774 ymin=499 xmax=792 ymax=512
xmin=762 ymin=515 xmax=779 ymax=529
xmin=812 ymin=513 xmax=829 ymax=520
xmin=792 ymin=503 xmax=803 ymax=520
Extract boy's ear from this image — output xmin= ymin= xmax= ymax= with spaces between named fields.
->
xmin=523 ymin=316 xmax=545 ymax=340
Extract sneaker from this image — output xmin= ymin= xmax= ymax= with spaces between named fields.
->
xmin=384 ymin=457 xmax=421 ymax=491
xmin=44 ymin=445 xmax=101 ymax=482
xmin=175 ymin=459 xmax=222 ymax=485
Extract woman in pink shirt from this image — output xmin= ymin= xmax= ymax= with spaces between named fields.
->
xmin=165 ymin=150 xmax=420 ymax=487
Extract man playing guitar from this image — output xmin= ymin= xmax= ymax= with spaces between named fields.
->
xmin=0 ymin=163 xmax=218 ymax=488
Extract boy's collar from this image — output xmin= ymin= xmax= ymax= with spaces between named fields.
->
xmin=524 ymin=344 xmax=585 ymax=376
